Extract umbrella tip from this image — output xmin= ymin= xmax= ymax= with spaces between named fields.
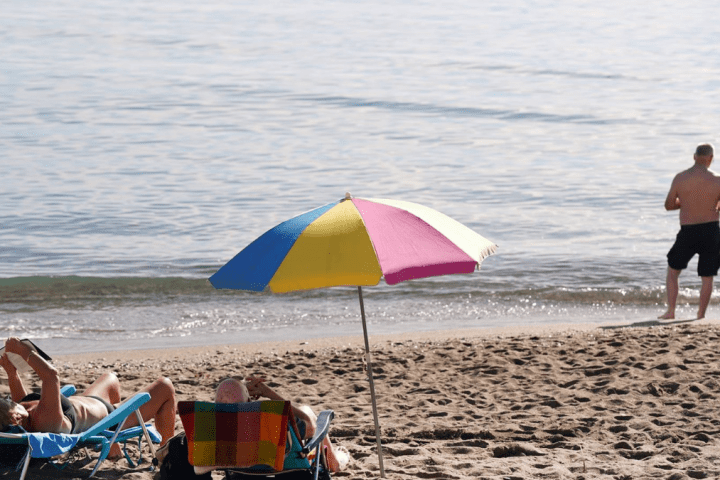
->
xmin=344 ymin=192 xmax=352 ymax=200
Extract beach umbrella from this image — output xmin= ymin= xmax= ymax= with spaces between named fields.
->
xmin=209 ymin=193 xmax=497 ymax=477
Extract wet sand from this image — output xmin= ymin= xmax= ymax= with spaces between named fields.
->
xmin=4 ymin=318 xmax=720 ymax=479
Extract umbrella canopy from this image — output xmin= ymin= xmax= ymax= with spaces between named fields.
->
xmin=210 ymin=194 xmax=497 ymax=477
xmin=210 ymin=195 xmax=497 ymax=291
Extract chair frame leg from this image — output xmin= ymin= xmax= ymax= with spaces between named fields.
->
xmin=87 ymin=410 xmax=158 ymax=477
xmin=135 ymin=410 xmax=158 ymax=471
xmin=18 ymin=448 xmax=32 ymax=480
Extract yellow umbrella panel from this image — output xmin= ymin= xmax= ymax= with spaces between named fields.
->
xmin=269 ymin=200 xmax=383 ymax=293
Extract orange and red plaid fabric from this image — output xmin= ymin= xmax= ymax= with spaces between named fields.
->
xmin=178 ymin=400 xmax=290 ymax=470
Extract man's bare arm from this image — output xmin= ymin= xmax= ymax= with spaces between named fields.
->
xmin=665 ymin=179 xmax=681 ymax=211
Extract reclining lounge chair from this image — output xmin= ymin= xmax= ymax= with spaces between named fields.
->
xmin=0 ymin=387 xmax=161 ymax=480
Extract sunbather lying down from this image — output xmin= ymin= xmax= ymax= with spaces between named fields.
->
xmin=0 ymin=337 xmax=176 ymax=447
xmin=195 ymin=376 xmax=350 ymax=474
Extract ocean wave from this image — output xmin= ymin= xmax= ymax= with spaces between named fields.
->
xmin=293 ymin=94 xmax=623 ymax=125
xmin=0 ymin=276 xmax=217 ymax=306
xmin=0 ymin=276 xmax=680 ymax=310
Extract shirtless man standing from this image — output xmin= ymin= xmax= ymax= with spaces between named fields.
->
xmin=660 ymin=143 xmax=720 ymax=320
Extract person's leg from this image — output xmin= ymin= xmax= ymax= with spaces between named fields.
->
xmin=80 ymin=371 xmax=121 ymax=404
xmin=659 ymin=267 xmax=681 ymax=319
xmin=297 ymin=405 xmax=348 ymax=473
xmin=698 ymin=276 xmax=714 ymax=319
xmin=697 ymin=224 xmax=720 ymax=320
xmin=323 ymin=435 xmax=350 ymax=472
xmin=296 ymin=405 xmax=317 ymax=439
xmin=79 ymin=372 xmax=125 ymax=458
xmin=116 ymin=377 xmax=176 ymax=445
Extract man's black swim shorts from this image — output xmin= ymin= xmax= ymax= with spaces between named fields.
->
xmin=667 ymin=221 xmax=720 ymax=277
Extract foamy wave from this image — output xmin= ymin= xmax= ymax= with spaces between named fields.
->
xmin=0 ymin=276 xmax=702 ymax=311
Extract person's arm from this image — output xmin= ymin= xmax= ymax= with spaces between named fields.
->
xmin=0 ymin=353 xmax=30 ymax=401
xmin=246 ymin=376 xmax=315 ymax=438
xmin=665 ymin=177 xmax=681 ymax=211
xmin=4 ymin=337 xmax=65 ymax=432
xmin=246 ymin=376 xmax=287 ymax=401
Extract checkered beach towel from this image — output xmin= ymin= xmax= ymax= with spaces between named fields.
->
xmin=178 ymin=400 xmax=291 ymax=471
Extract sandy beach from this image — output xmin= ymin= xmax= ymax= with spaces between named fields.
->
xmin=4 ymin=318 xmax=720 ymax=480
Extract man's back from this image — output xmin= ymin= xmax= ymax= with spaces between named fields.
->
xmin=667 ymin=166 xmax=720 ymax=225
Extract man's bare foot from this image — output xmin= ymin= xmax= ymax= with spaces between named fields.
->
xmin=658 ymin=311 xmax=675 ymax=320
xmin=696 ymin=314 xmax=705 ymax=320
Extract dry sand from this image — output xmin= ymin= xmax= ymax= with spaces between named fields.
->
xmin=4 ymin=318 xmax=720 ymax=480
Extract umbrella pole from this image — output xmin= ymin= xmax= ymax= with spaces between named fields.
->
xmin=358 ymin=286 xmax=386 ymax=478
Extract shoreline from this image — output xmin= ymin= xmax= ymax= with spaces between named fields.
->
xmin=54 ymin=316 xmax=715 ymax=364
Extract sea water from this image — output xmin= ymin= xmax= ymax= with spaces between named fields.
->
xmin=2 ymin=0 xmax=720 ymax=354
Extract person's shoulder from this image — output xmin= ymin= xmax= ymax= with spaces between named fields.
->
xmin=701 ymin=170 xmax=720 ymax=191
xmin=678 ymin=165 xmax=697 ymax=175
xmin=703 ymin=169 xmax=720 ymax=181
xmin=672 ymin=168 xmax=692 ymax=182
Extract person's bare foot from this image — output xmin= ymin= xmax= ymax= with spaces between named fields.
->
xmin=658 ymin=311 xmax=675 ymax=320
xmin=325 ymin=442 xmax=350 ymax=473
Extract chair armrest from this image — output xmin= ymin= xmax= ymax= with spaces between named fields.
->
xmin=302 ymin=410 xmax=334 ymax=454
xmin=78 ymin=392 xmax=151 ymax=439
xmin=0 ymin=431 xmax=28 ymax=443
xmin=60 ymin=385 xmax=76 ymax=396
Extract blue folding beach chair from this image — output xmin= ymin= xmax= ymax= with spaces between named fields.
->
xmin=60 ymin=384 xmax=161 ymax=469
xmin=0 ymin=389 xmax=160 ymax=480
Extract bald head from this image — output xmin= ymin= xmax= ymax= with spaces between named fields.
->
xmin=216 ymin=378 xmax=249 ymax=404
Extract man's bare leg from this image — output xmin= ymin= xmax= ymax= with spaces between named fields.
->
xmin=659 ymin=267 xmax=681 ymax=319
xmin=698 ymin=276 xmax=714 ymax=319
